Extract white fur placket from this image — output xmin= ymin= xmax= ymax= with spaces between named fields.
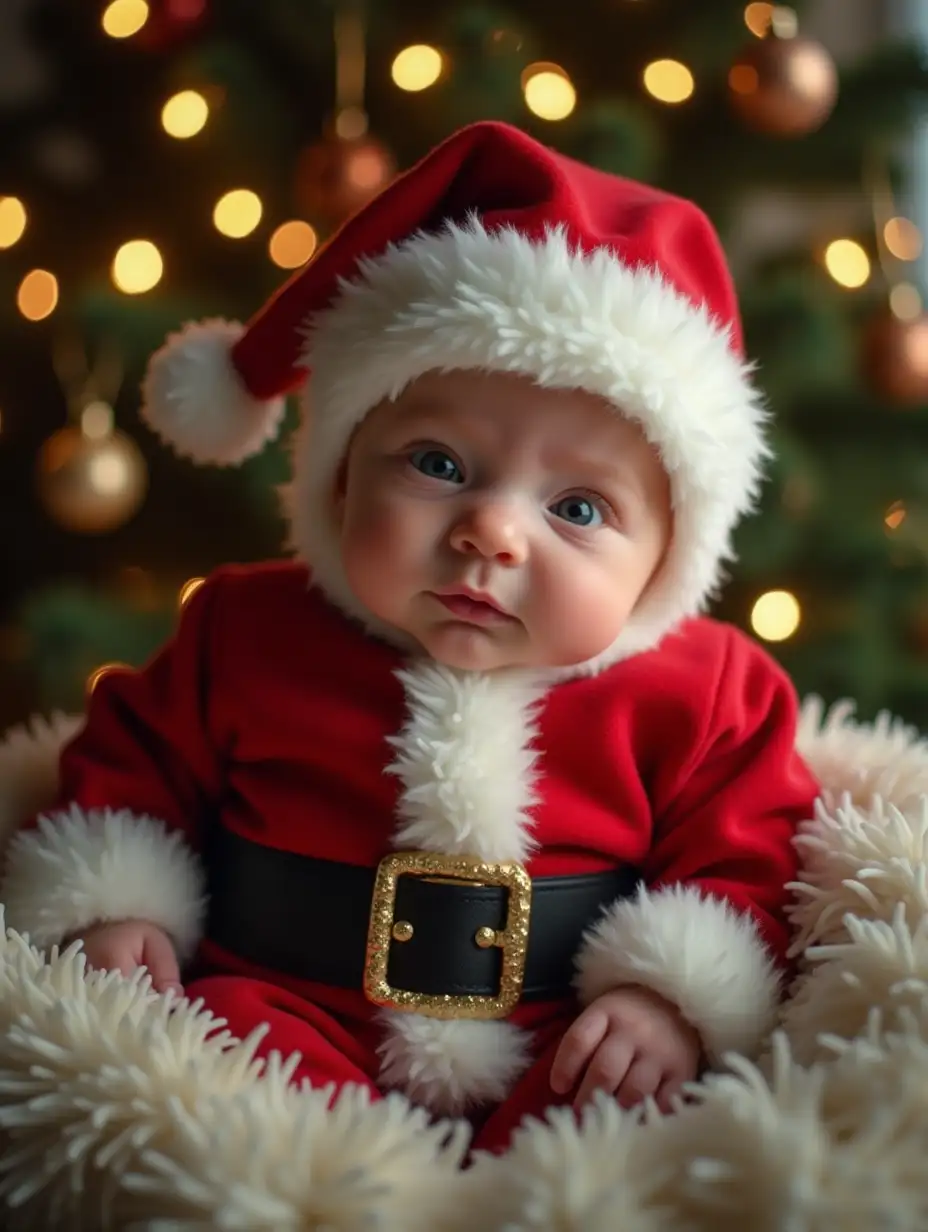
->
xmin=374 ymin=661 xmax=547 ymax=1116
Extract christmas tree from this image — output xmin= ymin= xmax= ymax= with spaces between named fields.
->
xmin=2 ymin=0 xmax=928 ymax=728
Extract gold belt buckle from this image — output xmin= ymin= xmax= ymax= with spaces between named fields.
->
xmin=363 ymin=850 xmax=532 ymax=1020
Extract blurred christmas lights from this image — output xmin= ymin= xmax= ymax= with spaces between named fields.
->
xmin=521 ymin=64 xmax=576 ymax=120
xmin=750 ymin=589 xmax=801 ymax=641
xmin=17 ymin=270 xmax=58 ymax=321
xmin=161 ymin=89 xmax=209 ymax=138
xmin=884 ymin=216 xmax=923 ymax=261
xmin=391 ymin=45 xmax=443 ymax=92
xmin=743 ymin=3 xmax=774 ymax=37
xmin=0 ymin=197 xmax=27 ymax=249
xmin=112 ymin=240 xmax=163 ymax=294
xmin=824 ymin=239 xmax=870 ymax=289
xmin=269 ymin=220 xmax=317 ymax=269
xmin=213 ymin=189 xmax=262 ymax=238
xmin=885 ymin=501 xmax=907 ymax=532
xmin=642 ymin=59 xmax=694 ymax=104
xmin=889 ymin=282 xmax=923 ymax=320
xmin=101 ymin=0 xmax=149 ymax=39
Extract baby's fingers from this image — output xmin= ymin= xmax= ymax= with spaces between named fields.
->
xmin=655 ymin=1074 xmax=687 ymax=1115
xmin=550 ymin=1008 xmax=609 ymax=1095
xmin=142 ymin=930 xmax=182 ymax=994
xmin=573 ymin=1035 xmax=635 ymax=1110
xmin=616 ymin=1056 xmax=665 ymax=1110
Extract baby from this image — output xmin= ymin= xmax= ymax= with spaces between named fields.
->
xmin=1 ymin=121 xmax=818 ymax=1154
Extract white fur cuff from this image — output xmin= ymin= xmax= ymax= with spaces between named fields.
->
xmin=573 ymin=884 xmax=781 ymax=1064
xmin=0 ymin=804 xmax=206 ymax=961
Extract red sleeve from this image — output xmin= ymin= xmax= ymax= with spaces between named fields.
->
xmin=574 ymin=628 xmax=819 ymax=1064
xmin=645 ymin=628 xmax=816 ymax=965
xmin=0 ymin=574 xmax=227 ymax=960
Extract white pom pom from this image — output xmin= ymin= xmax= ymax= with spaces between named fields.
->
xmin=141 ymin=318 xmax=286 ymax=465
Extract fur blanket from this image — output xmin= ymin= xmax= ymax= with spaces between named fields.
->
xmin=0 ymin=698 xmax=926 ymax=1229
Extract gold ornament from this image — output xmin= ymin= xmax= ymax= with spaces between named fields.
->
xmin=862 ymin=308 xmax=928 ymax=406
xmin=295 ymin=0 xmax=395 ymax=232
xmin=728 ymin=7 xmax=838 ymax=137
xmin=295 ymin=130 xmax=395 ymax=232
xmin=36 ymin=417 xmax=148 ymax=534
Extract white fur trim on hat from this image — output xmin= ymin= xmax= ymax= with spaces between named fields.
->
xmin=0 ymin=805 xmax=206 ymax=961
xmin=573 ymin=883 xmax=782 ymax=1064
xmin=141 ymin=319 xmax=286 ymax=466
xmin=286 ymin=217 xmax=769 ymax=669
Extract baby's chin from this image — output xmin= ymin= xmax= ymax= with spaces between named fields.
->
xmin=416 ymin=624 xmax=529 ymax=673
xmin=416 ymin=625 xmax=601 ymax=675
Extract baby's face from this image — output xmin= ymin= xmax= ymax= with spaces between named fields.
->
xmin=334 ymin=370 xmax=672 ymax=672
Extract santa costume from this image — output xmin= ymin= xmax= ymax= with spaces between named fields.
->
xmin=0 ymin=120 xmax=818 ymax=1153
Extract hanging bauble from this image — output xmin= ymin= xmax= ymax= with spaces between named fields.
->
xmin=295 ymin=127 xmax=395 ymax=233
xmin=727 ymin=9 xmax=837 ymax=137
xmin=862 ymin=307 xmax=928 ymax=406
xmin=36 ymin=406 xmax=148 ymax=534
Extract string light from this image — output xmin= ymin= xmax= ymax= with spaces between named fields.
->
xmin=750 ymin=589 xmax=801 ymax=642
xmin=884 ymin=500 xmax=907 ymax=532
xmin=0 ymin=197 xmax=27 ymax=249
xmin=889 ymin=282 xmax=923 ymax=320
xmin=179 ymin=577 xmax=205 ymax=607
xmin=269 ymin=220 xmax=317 ymax=269
xmin=213 ymin=189 xmax=262 ymax=238
xmin=744 ymin=2 xmax=774 ymax=37
xmin=883 ymin=216 xmax=923 ymax=261
xmin=161 ymin=90 xmax=209 ymax=139
xmin=823 ymin=239 xmax=871 ymax=289
xmin=112 ymin=239 xmax=163 ymax=294
xmin=101 ymin=0 xmax=149 ymax=39
xmin=16 ymin=269 xmax=58 ymax=321
xmin=391 ymin=45 xmax=443 ymax=92
xmin=642 ymin=59 xmax=695 ymax=104
xmin=521 ymin=63 xmax=577 ymax=121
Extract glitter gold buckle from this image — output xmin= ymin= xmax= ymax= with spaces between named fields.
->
xmin=363 ymin=851 xmax=533 ymax=1020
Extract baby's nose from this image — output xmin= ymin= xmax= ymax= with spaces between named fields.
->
xmin=449 ymin=502 xmax=528 ymax=565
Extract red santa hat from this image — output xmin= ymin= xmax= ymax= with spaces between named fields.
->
xmin=141 ymin=120 xmax=767 ymax=666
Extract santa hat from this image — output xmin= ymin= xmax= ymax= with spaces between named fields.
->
xmin=141 ymin=120 xmax=767 ymax=669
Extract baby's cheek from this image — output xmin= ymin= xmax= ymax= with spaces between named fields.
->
xmin=547 ymin=572 xmax=637 ymax=663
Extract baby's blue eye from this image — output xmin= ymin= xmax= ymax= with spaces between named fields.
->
xmin=410 ymin=449 xmax=463 ymax=483
xmin=550 ymin=495 xmax=602 ymax=527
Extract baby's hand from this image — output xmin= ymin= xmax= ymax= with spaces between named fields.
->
xmin=72 ymin=919 xmax=182 ymax=995
xmin=550 ymin=985 xmax=701 ymax=1114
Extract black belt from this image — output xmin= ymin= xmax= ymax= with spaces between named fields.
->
xmin=204 ymin=825 xmax=640 ymax=1014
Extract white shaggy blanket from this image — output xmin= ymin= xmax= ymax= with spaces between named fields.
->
xmin=0 ymin=698 xmax=926 ymax=1229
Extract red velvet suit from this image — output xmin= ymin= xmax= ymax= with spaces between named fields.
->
xmin=3 ymin=560 xmax=819 ymax=1152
